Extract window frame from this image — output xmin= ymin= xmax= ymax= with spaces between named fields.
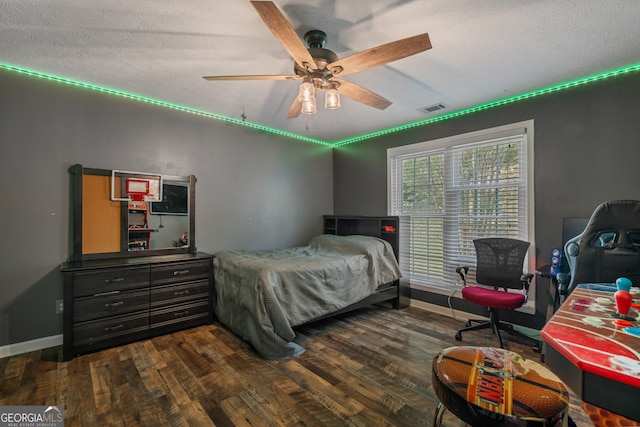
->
xmin=387 ymin=120 xmax=536 ymax=313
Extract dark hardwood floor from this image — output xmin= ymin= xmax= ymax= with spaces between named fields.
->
xmin=0 ymin=306 xmax=593 ymax=426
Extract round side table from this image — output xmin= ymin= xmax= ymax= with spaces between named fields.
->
xmin=432 ymin=346 xmax=569 ymax=426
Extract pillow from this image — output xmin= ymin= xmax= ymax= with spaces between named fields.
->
xmin=309 ymin=234 xmax=388 ymax=256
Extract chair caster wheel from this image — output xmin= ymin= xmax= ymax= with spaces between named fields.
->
xmin=465 ymin=321 xmax=472 ymax=327
xmin=455 ymin=332 xmax=462 ymax=341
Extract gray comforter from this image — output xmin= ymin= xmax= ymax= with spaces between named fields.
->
xmin=213 ymin=234 xmax=402 ymax=359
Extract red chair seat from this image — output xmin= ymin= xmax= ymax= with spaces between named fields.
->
xmin=461 ymin=286 xmax=526 ymax=309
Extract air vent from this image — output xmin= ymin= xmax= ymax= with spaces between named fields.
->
xmin=418 ymin=102 xmax=447 ymax=113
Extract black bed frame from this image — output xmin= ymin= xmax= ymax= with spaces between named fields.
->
xmin=305 ymin=215 xmax=410 ymax=323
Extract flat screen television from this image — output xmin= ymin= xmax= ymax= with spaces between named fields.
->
xmin=150 ymin=183 xmax=188 ymax=215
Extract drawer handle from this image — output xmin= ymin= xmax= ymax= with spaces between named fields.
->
xmin=104 ymin=324 xmax=124 ymax=332
xmin=94 ymin=290 xmax=121 ymax=297
xmin=105 ymin=301 xmax=124 ymax=308
xmin=173 ymin=269 xmax=190 ymax=276
xmin=174 ymin=310 xmax=190 ymax=317
xmin=104 ymin=277 xmax=125 ymax=283
xmin=174 ymin=290 xmax=190 ymax=296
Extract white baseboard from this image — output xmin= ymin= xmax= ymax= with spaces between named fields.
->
xmin=0 ymin=334 xmax=62 ymax=359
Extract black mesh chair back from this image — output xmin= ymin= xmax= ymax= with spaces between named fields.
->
xmin=564 ymin=200 xmax=640 ymax=293
xmin=454 ymin=238 xmax=539 ymax=351
xmin=474 ymin=238 xmax=530 ymax=289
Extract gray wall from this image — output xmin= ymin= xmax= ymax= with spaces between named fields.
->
xmin=333 ymin=71 xmax=640 ymax=329
xmin=0 ymin=69 xmax=333 ymax=346
xmin=3 ymin=66 xmax=639 ymax=347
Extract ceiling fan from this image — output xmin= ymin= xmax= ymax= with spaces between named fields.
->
xmin=203 ymin=1 xmax=432 ymax=118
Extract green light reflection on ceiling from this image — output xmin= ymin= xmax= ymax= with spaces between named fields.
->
xmin=2 ymin=61 xmax=640 ymax=148
xmin=332 ymin=62 xmax=640 ymax=147
xmin=0 ymin=62 xmax=332 ymax=147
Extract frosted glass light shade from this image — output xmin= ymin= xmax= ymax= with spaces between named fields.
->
xmin=301 ymin=99 xmax=317 ymax=114
xmin=298 ymin=82 xmax=315 ymax=103
xmin=324 ymin=88 xmax=341 ymax=109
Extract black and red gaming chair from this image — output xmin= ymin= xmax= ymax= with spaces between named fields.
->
xmin=559 ymin=200 xmax=640 ymax=295
xmin=455 ymin=238 xmax=539 ymax=351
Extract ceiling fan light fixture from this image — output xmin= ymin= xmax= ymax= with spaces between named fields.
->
xmin=324 ymin=87 xmax=341 ymax=110
xmin=298 ymin=81 xmax=315 ymax=103
xmin=301 ymin=98 xmax=317 ymax=115
xmin=202 ymin=2 xmax=433 ymax=120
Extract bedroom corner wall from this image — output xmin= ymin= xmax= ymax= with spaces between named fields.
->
xmin=0 ymin=68 xmax=333 ymax=349
xmin=332 ymin=70 xmax=640 ymax=331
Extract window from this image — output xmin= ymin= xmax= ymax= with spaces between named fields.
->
xmin=388 ymin=120 xmax=535 ymax=292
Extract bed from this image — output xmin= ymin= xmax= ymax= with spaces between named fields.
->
xmin=213 ymin=233 xmax=404 ymax=359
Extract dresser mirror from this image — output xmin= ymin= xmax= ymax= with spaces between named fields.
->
xmin=69 ymin=164 xmax=196 ymax=261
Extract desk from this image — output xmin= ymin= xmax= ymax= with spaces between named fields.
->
xmin=541 ymin=283 xmax=640 ymax=422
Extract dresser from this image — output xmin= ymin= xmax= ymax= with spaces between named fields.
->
xmin=61 ymin=252 xmax=214 ymax=360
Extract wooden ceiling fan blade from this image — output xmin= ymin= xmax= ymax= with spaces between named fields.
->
xmin=334 ymin=78 xmax=392 ymax=110
xmin=328 ymin=33 xmax=431 ymax=77
xmin=203 ymin=74 xmax=299 ymax=81
xmin=287 ymin=97 xmax=302 ymax=118
xmin=250 ymin=1 xmax=316 ymax=71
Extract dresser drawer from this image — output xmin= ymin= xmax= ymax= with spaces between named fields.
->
xmin=73 ymin=312 xmax=149 ymax=347
xmin=62 ymin=253 xmax=214 ymax=360
xmin=73 ymin=289 xmax=150 ymax=323
xmin=150 ymin=260 xmax=210 ymax=286
xmin=150 ymin=300 xmax=209 ymax=330
xmin=72 ymin=266 xmax=150 ymax=297
xmin=150 ymin=279 xmax=209 ymax=308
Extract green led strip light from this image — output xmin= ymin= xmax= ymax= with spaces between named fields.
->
xmin=3 ymin=61 xmax=640 ymax=147
xmin=332 ymin=61 xmax=640 ymax=147
xmin=0 ymin=63 xmax=332 ymax=147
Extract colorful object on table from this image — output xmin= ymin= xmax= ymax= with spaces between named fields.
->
xmin=616 ymin=277 xmax=633 ymax=292
xmin=432 ymin=346 xmax=569 ymax=427
xmin=614 ymin=319 xmax=633 ymax=327
xmin=614 ymin=290 xmax=633 ymax=315
xmin=614 ymin=288 xmax=633 ymax=317
xmin=613 ymin=277 xmax=634 ymax=320
xmin=624 ymin=327 xmax=640 ymax=337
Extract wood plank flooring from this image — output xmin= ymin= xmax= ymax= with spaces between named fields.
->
xmin=0 ymin=306 xmax=594 ymax=426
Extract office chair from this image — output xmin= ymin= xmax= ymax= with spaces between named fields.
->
xmin=455 ymin=238 xmax=539 ymax=351
xmin=558 ymin=200 xmax=640 ymax=295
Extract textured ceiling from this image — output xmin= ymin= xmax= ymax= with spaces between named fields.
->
xmin=2 ymin=0 xmax=640 ymax=142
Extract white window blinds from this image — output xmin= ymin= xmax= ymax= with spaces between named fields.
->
xmin=388 ymin=121 xmax=534 ymax=290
